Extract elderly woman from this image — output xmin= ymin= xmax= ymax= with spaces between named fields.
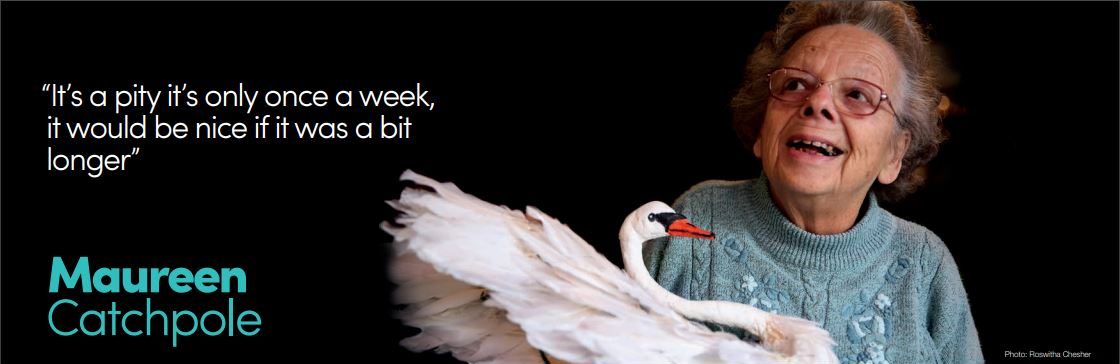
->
xmin=644 ymin=2 xmax=982 ymax=364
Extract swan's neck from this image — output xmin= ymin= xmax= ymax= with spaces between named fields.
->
xmin=619 ymin=228 xmax=664 ymax=295
xmin=620 ymin=224 xmax=768 ymax=333
xmin=619 ymin=227 xmax=716 ymax=321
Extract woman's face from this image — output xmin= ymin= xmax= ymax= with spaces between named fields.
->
xmin=754 ymin=24 xmax=910 ymax=202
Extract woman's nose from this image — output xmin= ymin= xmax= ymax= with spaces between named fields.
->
xmin=801 ymin=84 xmax=836 ymax=122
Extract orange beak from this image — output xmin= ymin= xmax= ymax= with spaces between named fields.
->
xmin=667 ymin=219 xmax=715 ymax=240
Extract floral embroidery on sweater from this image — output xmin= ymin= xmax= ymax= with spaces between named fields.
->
xmin=839 ymin=257 xmax=911 ymax=364
xmin=721 ymin=238 xmax=792 ymax=314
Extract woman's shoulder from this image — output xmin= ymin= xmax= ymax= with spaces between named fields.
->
xmin=884 ymin=212 xmax=956 ymax=279
xmin=671 ymin=178 xmax=757 ymax=207
xmin=889 ymin=214 xmax=940 ymax=243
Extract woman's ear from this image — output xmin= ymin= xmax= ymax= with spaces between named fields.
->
xmin=753 ymin=138 xmax=762 ymax=158
xmin=877 ymin=130 xmax=911 ymax=184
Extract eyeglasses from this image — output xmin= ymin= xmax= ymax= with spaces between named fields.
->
xmin=767 ymin=67 xmax=893 ymax=117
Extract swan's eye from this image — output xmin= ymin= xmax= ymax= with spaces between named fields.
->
xmin=647 ymin=213 xmax=655 ymax=222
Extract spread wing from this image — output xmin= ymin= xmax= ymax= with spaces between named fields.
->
xmin=383 ymin=170 xmax=785 ymax=364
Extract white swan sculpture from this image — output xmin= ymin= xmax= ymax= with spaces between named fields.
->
xmin=383 ymin=170 xmax=838 ymax=364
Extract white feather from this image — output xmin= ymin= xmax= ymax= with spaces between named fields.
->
xmin=385 ymin=170 xmax=836 ymax=364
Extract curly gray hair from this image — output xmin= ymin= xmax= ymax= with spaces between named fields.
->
xmin=731 ymin=1 xmax=944 ymax=202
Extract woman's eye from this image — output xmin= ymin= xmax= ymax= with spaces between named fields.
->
xmin=845 ymin=89 xmax=870 ymax=103
xmin=784 ymin=79 xmax=807 ymax=91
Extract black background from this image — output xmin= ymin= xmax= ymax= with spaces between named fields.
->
xmin=2 ymin=2 xmax=1117 ymax=363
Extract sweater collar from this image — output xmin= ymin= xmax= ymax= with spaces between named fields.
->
xmin=741 ymin=175 xmax=896 ymax=271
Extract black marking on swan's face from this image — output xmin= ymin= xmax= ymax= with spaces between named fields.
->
xmin=646 ymin=211 xmax=715 ymax=240
xmin=648 ymin=212 xmax=686 ymax=232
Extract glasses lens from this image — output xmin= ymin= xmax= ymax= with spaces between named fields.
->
xmin=769 ymin=68 xmax=887 ymax=117
xmin=835 ymin=79 xmax=883 ymax=116
xmin=769 ymin=69 xmax=816 ymax=102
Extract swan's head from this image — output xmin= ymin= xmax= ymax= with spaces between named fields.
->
xmin=627 ymin=201 xmax=715 ymax=241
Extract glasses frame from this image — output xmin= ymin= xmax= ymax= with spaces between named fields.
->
xmin=766 ymin=67 xmax=895 ymax=117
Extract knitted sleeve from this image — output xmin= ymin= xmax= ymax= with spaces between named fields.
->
xmin=926 ymin=234 xmax=984 ymax=363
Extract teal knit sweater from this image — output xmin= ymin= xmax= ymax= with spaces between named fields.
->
xmin=644 ymin=177 xmax=983 ymax=364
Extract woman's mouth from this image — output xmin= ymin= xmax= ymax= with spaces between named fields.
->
xmin=786 ymin=138 xmax=845 ymax=157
